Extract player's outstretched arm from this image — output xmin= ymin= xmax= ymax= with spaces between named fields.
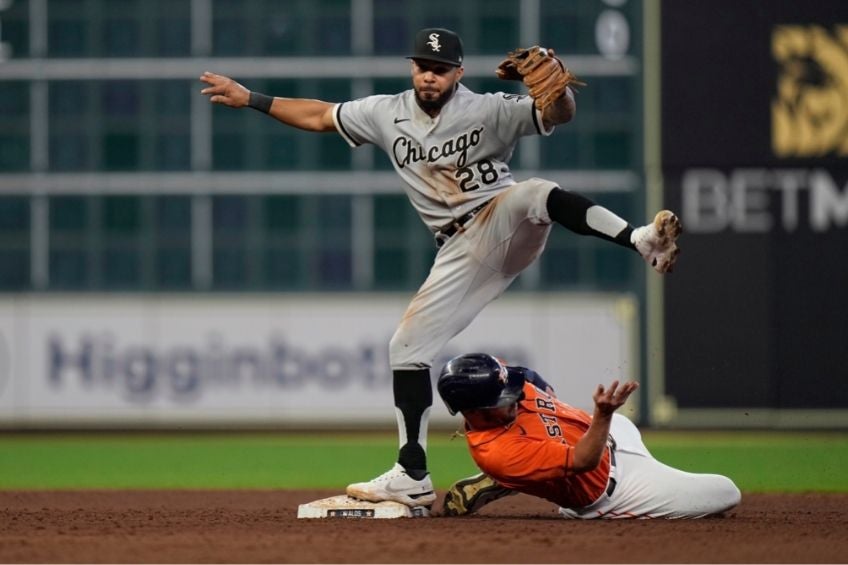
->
xmin=199 ymin=71 xmax=336 ymax=132
xmin=571 ymin=379 xmax=638 ymax=472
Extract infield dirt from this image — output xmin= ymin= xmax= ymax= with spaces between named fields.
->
xmin=1 ymin=490 xmax=845 ymax=563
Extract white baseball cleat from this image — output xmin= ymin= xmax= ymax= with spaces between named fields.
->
xmin=346 ymin=463 xmax=437 ymax=507
xmin=631 ymin=210 xmax=682 ymax=274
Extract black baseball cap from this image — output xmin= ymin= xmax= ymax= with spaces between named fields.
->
xmin=407 ymin=28 xmax=464 ymax=67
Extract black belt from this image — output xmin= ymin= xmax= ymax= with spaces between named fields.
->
xmin=606 ymin=437 xmax=618 ymax=497
xmin=434 ymin=199 xmax=493 ymax=248
xmin=606 ymin=446 xmax=617 ymax=497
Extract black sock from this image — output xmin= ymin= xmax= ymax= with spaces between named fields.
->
xmin=393 ymin=368 xmax=432 ymax=479
xmin=546 ymin=187 xmax=636 ymax=250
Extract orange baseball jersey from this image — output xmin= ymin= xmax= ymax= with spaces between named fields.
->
xmin=465 ymin=381 xmax=611 ymax=509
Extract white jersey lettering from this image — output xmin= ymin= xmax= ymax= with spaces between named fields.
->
xmin=393 ymin=126 xmax=484 ymax=169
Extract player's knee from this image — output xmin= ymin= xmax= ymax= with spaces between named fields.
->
xmin=521 ymin=178 xmax=561 ymax=222
xmin=389 ymin=328 xmax=423 ymax=370
xmin=524 ymin=178 xmax=560 ymax=202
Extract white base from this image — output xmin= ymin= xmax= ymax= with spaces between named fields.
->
xmin=297 ymin=495 xmax=431 ymax=519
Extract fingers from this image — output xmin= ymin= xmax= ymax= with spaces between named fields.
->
xmin=202 ymin=91 xmax=226 ymax=104
xmin=201 ymin=84 xmax=228 ymax=104
xmin=614 ymin=381 xmax=639 ymax=403
xmin=596 ymin=380 xmax=620 ymax=400
xmin=199 ymin=71 xmax=217 ymax=86
xmin=595 ymin=380 xmax=639 ymax=409
xmin=199 ymin=71 xmax=227 ymax=95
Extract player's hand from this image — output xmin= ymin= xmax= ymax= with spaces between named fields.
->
xmin=592 ymin=380 xmax=638 ymax=416
xmin=199 ymin=71 xmax=250 ymax=108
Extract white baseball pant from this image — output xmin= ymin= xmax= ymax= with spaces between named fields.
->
xmin=559 ymin=414 xmax=742 ymax=519
xmin=389 ymin=178 xmax=557 ymax=370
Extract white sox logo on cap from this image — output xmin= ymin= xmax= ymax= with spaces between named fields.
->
xmin=407 ymin=28 xmax=463 ymax=66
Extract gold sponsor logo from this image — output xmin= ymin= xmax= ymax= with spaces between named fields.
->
xmin=772 ymin=25 xmax=848 ymax=157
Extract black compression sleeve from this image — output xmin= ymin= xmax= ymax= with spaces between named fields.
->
xmin=546 ymin=187 xmax=636 ymax=250
xmin=393 ymin=368 xmax=432 ymax=475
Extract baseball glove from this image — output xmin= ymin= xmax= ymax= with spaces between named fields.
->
xmin=496 ymin=46 xmax=585 ymax=111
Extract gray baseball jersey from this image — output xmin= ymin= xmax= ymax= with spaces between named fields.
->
xmin=332 ymin=84 xmax=553 ymax=231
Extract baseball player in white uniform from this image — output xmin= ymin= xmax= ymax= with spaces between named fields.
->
xmin=200 ymin=27 xmax=681 ymax=509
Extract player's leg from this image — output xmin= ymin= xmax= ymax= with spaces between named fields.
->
xmin=561 ymin=415 xmax=741 ymax=519
xmin=346 ymin=235 xmax=519 ymax=507
xmin=467 ymin=178 xmax=673 ymax=278
xmin=545 ymin=186 xmax=682 ymax=274
xmin=344 ymin=355 xmax=438 ymax=505
xmin=344 ymin=370 xmax=437 ymax=506
xmin=612 ymin=415 xmax=741 ymax=517
xmin=468 ymin=178 xmax=555 ymax=277
xmin=598 ymin=451 xmax=741 ymax=519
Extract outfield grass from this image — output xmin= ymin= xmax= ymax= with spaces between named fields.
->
xmin=0 ymin=431 xmax=845 ymax=492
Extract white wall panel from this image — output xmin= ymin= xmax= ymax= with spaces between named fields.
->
xmin=0 ymin=293 xmax=637 ymax=427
